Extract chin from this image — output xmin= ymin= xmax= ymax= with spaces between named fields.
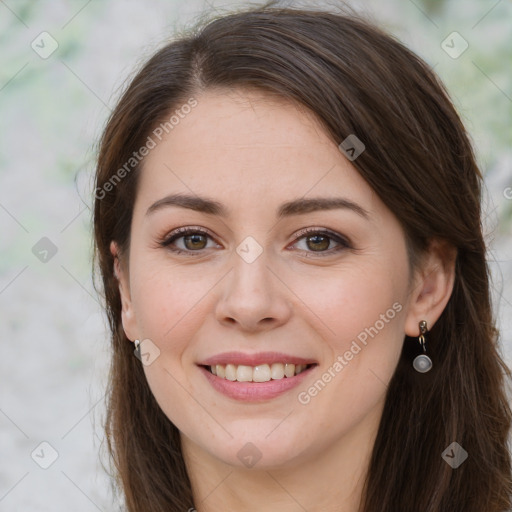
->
xmin=205 ymin=434 xmax=308 ymax=470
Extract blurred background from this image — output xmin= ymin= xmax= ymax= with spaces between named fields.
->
xmin=0 ymin=0 xmax=511 ymax=510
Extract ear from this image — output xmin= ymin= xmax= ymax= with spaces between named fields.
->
xmin=404 ymin=238 xmax=457 ymax=336
xmin=110 ymin=241 xmax=138 ymax=341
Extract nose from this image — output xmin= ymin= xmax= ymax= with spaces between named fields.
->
xmin=215 ymin=251 xmax=293 ymax=332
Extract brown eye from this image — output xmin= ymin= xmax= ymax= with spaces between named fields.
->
xmin=183 ymin=233 xmax=208 ymax=250
xmin=160 ymin=227 xmax=217 ymax=255
xmin=292 ymin=228 xmax=351 ymax=257
xmin=305 ymin=234 xmax=330 ymax=252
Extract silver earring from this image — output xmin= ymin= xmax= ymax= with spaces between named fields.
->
xmin=134 ymin=339 xmax=141 ymax=359
xmin=413 ymin=320 xmax=432 ymax=373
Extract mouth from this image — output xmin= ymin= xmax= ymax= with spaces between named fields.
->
xmin=196 ymin=352 xmax=319 ymax=401
xmin=200 ymin=362 xmax=317 ymax=382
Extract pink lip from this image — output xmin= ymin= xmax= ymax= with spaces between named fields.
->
xmin=199 ymin=365 xmax=317 ymax=402
xmin=198 ymin=351 xmax=317 ymax=367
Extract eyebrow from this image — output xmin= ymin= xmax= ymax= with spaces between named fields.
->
xmin=146 ymin=193 xmax=370 ymax=220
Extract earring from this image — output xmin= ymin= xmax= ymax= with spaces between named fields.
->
xmin=134 ymin=339 xmax=141 ymax=360
xmin=412 ymin=320 xmax=432 ymax=373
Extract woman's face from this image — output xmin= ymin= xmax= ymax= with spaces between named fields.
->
xmin=115 ymin=88 xmax=421 ymax=470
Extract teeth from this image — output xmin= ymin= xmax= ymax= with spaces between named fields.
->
xmin=270 ymin=363 xmax=284 ymax=380
xmin=225 ymin=364 xmax=237 ymax=381
xmin=216 ymin=364 xmax=225 ymax=378
xmin=236 ymin=365 xmax=253 ymax=382
xmin=207 ymin=362 xmax=310 ymax=382
xmin=284 ymin=363 xmax=295 ymax=378
xmin=252 ymin=364 xmax=271 ymax=382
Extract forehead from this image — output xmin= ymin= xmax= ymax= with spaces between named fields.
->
xmin=135 ymin=88 xmax=378 ymax=217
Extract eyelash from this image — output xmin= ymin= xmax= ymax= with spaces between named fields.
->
xmin=159 ymin=226 xmax=351 ymax=258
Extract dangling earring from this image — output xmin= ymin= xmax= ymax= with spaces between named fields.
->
xmin=134 ymin=339 xmax=141 ymax=359
xmin=413 ymin=320 xmax=432 ymax=373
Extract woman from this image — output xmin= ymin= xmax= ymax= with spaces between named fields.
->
xmin=93 ymin=3 xmax=512 ymax=511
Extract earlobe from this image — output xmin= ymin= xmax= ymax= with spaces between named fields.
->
xmin=404 ymin=239 xmax=457 ymax=336
xmin=110 ymin=241 xmax=137 ymax=341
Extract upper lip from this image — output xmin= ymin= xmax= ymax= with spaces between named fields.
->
xmin=198 ymin=351 xmax=318 ymax=367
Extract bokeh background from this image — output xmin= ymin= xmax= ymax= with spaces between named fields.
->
xmin=1 ymin=0 xmax=511 ymax=510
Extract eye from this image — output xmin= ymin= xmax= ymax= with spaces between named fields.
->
xmin=290 ymin=228 xmax=351 ymax=257
xmin=159 ymin=226 xmax=351 ymax=257
xmin=160 ymin=227 xmax=219 ymax=255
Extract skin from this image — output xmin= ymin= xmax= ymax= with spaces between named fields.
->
xmin=112 ymin=88 xmax=456 ymax=511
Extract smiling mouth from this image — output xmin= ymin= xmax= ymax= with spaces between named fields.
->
xmin=201 ymin=363 xmax=317 ymax=383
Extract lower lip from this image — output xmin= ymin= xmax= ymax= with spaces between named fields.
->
xmin=198 ymin=365 xmax=316 ymax=402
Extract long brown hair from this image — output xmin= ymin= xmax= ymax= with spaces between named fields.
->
xmin=93 ymin=3 xmax=512 ymax=511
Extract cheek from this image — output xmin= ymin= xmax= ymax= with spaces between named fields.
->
xmin=291 ymin=268 xmax=405 ymax=447
xmin=129 ymin=264 xmax=211 ymax=431
xmin=130 ymin=259 xmax=209 ymax=341
xmin=291 ymin=259 xmax=407 ymax=421
xmin=291 ymin=259 xmax=405 ymax=350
